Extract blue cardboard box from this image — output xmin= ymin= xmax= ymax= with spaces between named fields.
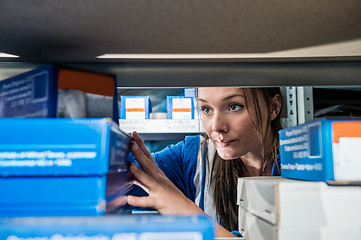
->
xmin=0 ymin=215 xmax=215 ymax=239
xmin=120 ymin=95 xmax=151 ymax=119
xmin=0 ymin=118 xmax=131 ymax=176
xmin=0 ymin=64 xmax=119 ymax=122
xmin=167 ymin=96 xmax=194 ymax=119
xmin=0 ymin=176 xmax=110 ymax=216
xmin=279 ymin=118 xmax=361 ymax=182
xmin=0 ymin=118 xmax=133 ymax=216
xmin=184 ymin=88 xmax=199 ymax=118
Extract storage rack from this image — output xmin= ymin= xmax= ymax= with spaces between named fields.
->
xmin=1 ymin=1 xmax=361 ymax=238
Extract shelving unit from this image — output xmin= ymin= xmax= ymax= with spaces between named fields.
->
xmin=1 ymin=1 xmax=361 ymax=239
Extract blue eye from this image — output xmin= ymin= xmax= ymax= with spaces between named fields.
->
xmin=229 ymin=104 xmax=243 ymax=111
xmin=201 ymin=107 xmax=212 ymax=114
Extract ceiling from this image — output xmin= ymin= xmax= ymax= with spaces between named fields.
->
xmin=1 ymin=0 xmax=361 ymax=63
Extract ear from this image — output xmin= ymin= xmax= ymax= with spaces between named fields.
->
xmin=270 ymin=94 xmax=282 ymax=121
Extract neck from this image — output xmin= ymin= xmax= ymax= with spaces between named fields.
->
xmin=241 ymin=141 xmax=274 ymax=177
xmin=241 ymin=156 xmax=274 ymax=176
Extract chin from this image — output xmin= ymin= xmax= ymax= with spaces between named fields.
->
xmin=217 ymin=151 xmax=240 ymax=160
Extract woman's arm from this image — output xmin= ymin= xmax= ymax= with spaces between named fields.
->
xmin=126 ymin=132 xmax=235 ymax=238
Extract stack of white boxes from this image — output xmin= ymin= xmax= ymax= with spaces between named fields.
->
xmin=237 ymin=177 xmax=361 ymax=240
xmin=237 ymin=118 xmax=361 ymax=240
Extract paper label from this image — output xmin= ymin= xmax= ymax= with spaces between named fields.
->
xmin=125 ymin=98 xmax=146 ymax=119
xmin=172 ymin=98 xmax=192 ymax=119
xmin=333 ymin=137 xmax=361 ymax=181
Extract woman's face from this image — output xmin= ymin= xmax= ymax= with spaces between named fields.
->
xmin=197 ymin=87 xmax=268 ymax=160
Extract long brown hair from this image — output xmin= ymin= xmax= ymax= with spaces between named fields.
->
xmin=208 ymin=87 xmax=283 ymax=231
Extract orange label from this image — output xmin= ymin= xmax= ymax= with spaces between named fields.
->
xmin=126 ymin=108 xmax=145 ymax=112
xmin=173 ymin=108 xmax=191 ymax=112
xmin=333 ymin=121 xmax=361 ymax=143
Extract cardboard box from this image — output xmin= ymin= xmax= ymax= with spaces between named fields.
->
xmin=0 ymin=118 xmax=132 ymax=216
xmin=239 ymin=207 xmax=361 ymax=240
xmin=167 ymin=96 xmax=194 ymax=119
xmin=279 ymin=118 xmax=361 ymax=182
xmin=184 ymin=88 xmax=199 ymax=118
xmin=120 ymin=95 xmax=150 ymax=119
xmin=237 ymin=177 xmax=361 ymax=240
xmin=0 ymin=174 xmax=132 ymax=217
xmin=0 ymin=64 xmax=119 ymax=122
xmin=237 ymin=177 xmax=361 ymax=227
xmin=0 ymin=118 xmax=131 ymax=176
xmin=0 ymin=215 xmax=215 ymax=239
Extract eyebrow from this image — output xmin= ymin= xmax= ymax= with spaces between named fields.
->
xmin=198 ymin=94 xmax=245 ymax=103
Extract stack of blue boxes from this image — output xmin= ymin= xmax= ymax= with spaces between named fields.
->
xmin=0 ymin=65 xmax=215 ymax=239
xmin=0 ymin=65 xmax=133 ymax=217
xmin=0 ymin=118 xmax=132 ymax=216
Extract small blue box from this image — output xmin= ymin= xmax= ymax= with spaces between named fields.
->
xmin=0 ymin=215 xmax=215 ymax=239
xmin=120 ymin=95 xmax=151 ymax=119
xmin=0 ymin=64 xmax=119 ymax=122
xmin=184 ymin=88 xmax=199 ymax=117
xmin=279 ymin=118 xmax=361 ymax=182
xmin=184 ymin=88 xmax=196 ymax=98
xmin=0 ymin=118 xmax=133 ymax=216
xmin=167 ymin=96 xmax=194 ymax=119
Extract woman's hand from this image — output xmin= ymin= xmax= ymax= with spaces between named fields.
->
xmin=126 ymin=131 xmax=203 ymax=215
xmin=127 ymin=132 xmax=236 ymax=238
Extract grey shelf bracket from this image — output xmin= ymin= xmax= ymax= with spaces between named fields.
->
xmin=296 ymin=86 xmax=314 ymax=124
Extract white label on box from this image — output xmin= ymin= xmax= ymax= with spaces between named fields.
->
xmin=172 ymin=98 xmax=191 ymax=108
xmin=334 ymin=137 xmax=361 ymax=181
xmin=172 ymin=98 xmax=192 ymax=119
xmin=125 ymin=98 xmax=146 ymax=119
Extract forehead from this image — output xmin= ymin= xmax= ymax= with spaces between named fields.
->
xmin=197 ymin=87 xmax=245 ymax=100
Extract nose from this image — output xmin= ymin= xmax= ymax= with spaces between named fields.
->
xmin=212 ymin=112 xmax=229 ymax=133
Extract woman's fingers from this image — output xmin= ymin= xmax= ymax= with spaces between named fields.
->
xmin=127 ymin=195 xmax=156 ymax=209
xmin=128 ymin=164 xmax=203 ymax=216
xmin=129 ymin=162 xmax=161 ymax=193
xmin=127 ymin=163 xmax=159 ymax=210
xmin=130 ymin=140 xmax=164 ymax=179
xmin=131 ymin=131 xmax=153 ymax=159
xmin=130 ymin=141 xmax=156 ymax=173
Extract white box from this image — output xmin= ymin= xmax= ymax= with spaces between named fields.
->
xmin=237 ymin=177 xmax=361 ymax=240
xmin=167 ymin=96 xmax=194 ymax=119
xmin=237 ymin=177 xmax=361 ymax=226
xmin=239 ymin=207 xmax=361 ymax=240
xmin=120 ymin=95 xmax=150 ymax=119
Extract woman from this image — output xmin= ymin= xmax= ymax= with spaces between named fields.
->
xmin=126 ymin=87 xmax=283 ymax=237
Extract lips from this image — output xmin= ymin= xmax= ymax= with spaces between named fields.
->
xmin=214 ymin=139 xmax=235 ymax=147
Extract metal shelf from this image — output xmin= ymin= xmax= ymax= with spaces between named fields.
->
xmin=2 ymin=61 xmax=361 ymax=87
xmin=119 ymin=119 xmax=204 ymax=141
